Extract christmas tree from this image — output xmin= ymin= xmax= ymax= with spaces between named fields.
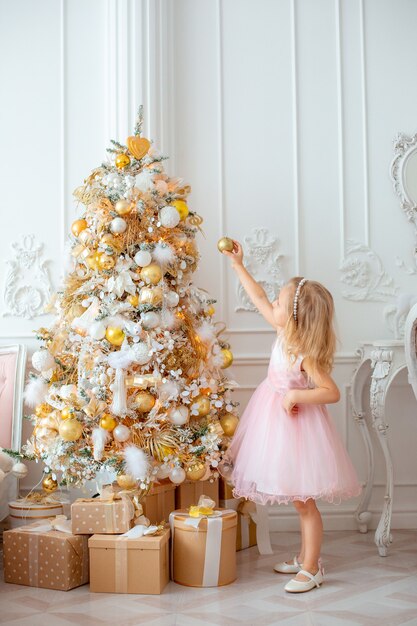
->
xmin=20 ymin=107 xmax=239 ymax=495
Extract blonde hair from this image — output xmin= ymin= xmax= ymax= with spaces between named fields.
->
xmin=283 ymin=277 xmax=337 ymax=375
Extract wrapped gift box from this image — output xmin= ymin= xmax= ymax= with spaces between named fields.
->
xmin=175 ymin=479 xmax=219 ymax=510
xmin=141 ymin=481 xmax=176 ymax=525
xmin=8 ymin=498 xmax=64 ymax=529
xmin=219 ymin=477 xmax=234 ymax=500
xmin=3 ymin=519 xmax=89 ymax=591
xmin=89 ymin=528 xmax=170 ymax=594
xmin=170 ymin=508 xmax=237 ymax=587
xmin=220 ymin=497 xmax=257 ymax=551
xmin=71 ymin=494 xmax=134 ymax=535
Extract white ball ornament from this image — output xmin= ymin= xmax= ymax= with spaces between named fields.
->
xmin=12 ymin=462 xmax=28 ymax=479
xmin=160 ymin=205 xmax=180 ymax=228
xmin=141 ymin=311 xmax=160 ymax=329
xmin=165 ymin=291 xmax=180 ymax=308
xmin=134 ymin=250 xmax=152 ymax=267
xmin=110 ymin=217 xmax=127 ymax=234
xmin=113 ymin=424 xmax=131 ymax=442
xmin=59 ymin=384 xmax=78 ymax=400
xmin=32 ymin=350 xmax=55 ymax=372
xmin=89 ymin=321 xmax=107 ymax=340
xmin=156 ymin=464 xmax=171 ymax=480
xmin=168 ymin=405 xmax=189 ymax=426
xmin=169 ymin=466 xmax=186 ymax=484
xmin=131 ymin=341 xmax=151 ymax=365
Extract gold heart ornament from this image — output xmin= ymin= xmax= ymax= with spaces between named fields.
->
xmin=127 ymin=136 xmax=151 ymax=160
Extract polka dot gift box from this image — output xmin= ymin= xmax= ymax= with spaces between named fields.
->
xmin=71 ymin=491 xmax=135 ymax=535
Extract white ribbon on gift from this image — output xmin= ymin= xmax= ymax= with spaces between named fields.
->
xmin=20 ymin=515 xmax=72 ymax=534
xmin=113 ymin=523 xmax=160 ymax=592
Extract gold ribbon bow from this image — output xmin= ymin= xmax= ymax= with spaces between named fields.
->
xmin=188 ymin=494 xmax=216 ymax=518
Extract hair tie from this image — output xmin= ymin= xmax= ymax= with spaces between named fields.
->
xmin=293 ymin=278 xmax=307 ymax=322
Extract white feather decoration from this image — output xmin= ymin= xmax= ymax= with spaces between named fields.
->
xmin=152 ymin=242 xmax=175 ymax=266
xmin=196 ymin=320 xmax=216 ymax=344
xmin=124 ymin=446 xmax=150 ymax=480
xmin=92 ymin=427 xmax=111 ymax=461
xmin=110 ymin=368 xmax=128 ymax=416
xmin=107 ymin=349 xmax=134 ymax=369
xmin=24 ymin=377 xmax=49 ymax=408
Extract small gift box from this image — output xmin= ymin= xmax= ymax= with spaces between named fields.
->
xmin=141 ymin=480 xmax=176 ymax=525
xmin=170 ymin=496 xmax=237 ymax=587
xmin=8 ymin=495 xmax=64 ymax=529
xmin=71 ymin=487 xmax=135 ymax=535
xmin=175 ymin=478 xmax=219 ymax=510
xmin=3 ymin=516 xmax=89 ymax=591
xmin=89 ymin=525 xmax=170 ymax=594
xmin=220 ymin=497 xmax=257 ymax=551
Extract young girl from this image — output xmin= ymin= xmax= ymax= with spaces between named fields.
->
xmin=221 ymin=241 xmax=362 ymax=594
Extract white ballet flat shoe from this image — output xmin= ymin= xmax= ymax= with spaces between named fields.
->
xmin=273 ymin=556 xmax=302 ymax=574
xmin=284 ymin=567 xmax=324 ymax=593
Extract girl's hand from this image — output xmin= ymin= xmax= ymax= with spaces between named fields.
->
xmin=223 ymin=240 xmax=244 ymax=266
xmin=282 ymin=391 xmax=299 ymax=416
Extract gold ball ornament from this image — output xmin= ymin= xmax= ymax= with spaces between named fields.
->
xmin=42 ymin=475 xmax=58 ymax=494
xmin=220 ymin=413 xmax=239 ymax=437
xmin=205 ymin=305 xmax=215 ymax=317
xmin=171 ymin=200 xmax=189 ymax=221
xmin=35 ymin=403 xmax=51 ymax=418
xmin=115 ymin=153 xmax=131 ymax=169
xmin=115 ymin=199 xmax=133 ymax=216
xmin=186 ymin=462 xmax=207 ymax=481
xmin=220 ymin=348 xmax=234 ymax=369
xmin=116 ymin=474 xmax=138 ymax=490
xmin=140 ymin=263 xmax=163 ymax=285
xmin=61 ymin=406 xmax=74 ymax=420
xmin=133 ymin=391 xmax=156 ymax=413
xmin=105 ymin=326 xmax=125 ymax=346
xmin=217 ymin=237 xmax=234 ymax=253
xmin=59 ymin=418 xmax=83 ymax=441
xmin=86 ymin=252 xmax=102 ymax=270
xmin=127 ymin=294 xmax=139 ymax=307
xmin=99 ymin=413 xmax=117 ymax=431
xmin=139 ymin=286 xmax=163 ymax=306
xmin=71 ymin=219 xmax=88 ymax=237
xmin=98 ymin=254 xmax=116 ymax=270
xmin=100 ymin=233 xmax=123 ymax=252
xmin=194 ymin=395 xmax=211 ymax=417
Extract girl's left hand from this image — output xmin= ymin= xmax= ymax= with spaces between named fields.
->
xmin=282 ymin=391 xmax=299 ymax=416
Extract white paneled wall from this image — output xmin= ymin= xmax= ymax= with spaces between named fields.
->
xmin=1 ymin=0 xmax=416 ymax=530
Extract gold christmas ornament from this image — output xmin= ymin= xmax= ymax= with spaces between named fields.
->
xmin=35 ymin=403 xmax=51 ymax=418
xmin=61 ymin=406 xmax=74 ymax=420
xmin=171 ymin=200 xmax=189 ymax=221
xmin=116 ymin=474 xmax=137 ymax=490
xmin=127 ymin=294 xmax=139 ymax=307
xmin=220 ymin=348 xmax=234 ymax=368
xmin=140 ymin=263 xmax=163 ymax=285
xmin=86 ymin=252 xmax=102 ymax=270
xmin=220 ymin=413 xmax=239 ymax=437
xmin=100 ymin=233 xmax=123 ymax=252
xmin=115 ymin=199 xmax=132 ymax=216
xmin=194 ymin=395 xmax=211 ymax=417
xmin=205 ymin=305 xmax=215 ymax=317
xmin=186 ymin=462 xmax=206 ymax=481
xmin=127 ymin=135 xmax=151 ymax=160
xmin=133 ymin=391 xmax=156 ymax=413
xmin=40 ymin=412 xmax=61 ymax=431
xmin=217 ymin=237 xmax=234 ymax=253
xmin=42 ymin=475 xmax=58 ymax=494
xmin=98 ymin=254 xmax=116 ymax=270
xmin=59 ymin=418 xmax=83 ymax=441
xmin=105 ymin=326 xmax=125 ymax=346
xmin=138 ymin=286 xmax=163 ymax=306
xmin=115 ymin=153 xmax=131 ymax=169
xmin=99 ymin=413 xmax=117 ymax=431
xmin=71 ymin=219 xmax=88 ymax=237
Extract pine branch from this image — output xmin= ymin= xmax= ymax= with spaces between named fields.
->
xmin=134 ymin=105 xmax=144 ymax=136
xmin=1 ymin=448 xmax=37 ymax=462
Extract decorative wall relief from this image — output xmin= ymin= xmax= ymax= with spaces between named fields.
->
xmin=339 ymin=240 xmax=398 ymax=301
xmin=383 ymin=293 xmax=417 ymax=339
xmin=3 ymin=235 xmax=53 ymax=319
xmin=235 ymin=228 xmax=284 ymax=312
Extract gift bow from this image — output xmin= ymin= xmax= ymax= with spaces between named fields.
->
xmin=22 ymin=515 xmax=72 ymax=534
xmin=120 ymin=523 xmax=163 ymax=539
xmin=188 ymin=494 xmax=216 ymax=518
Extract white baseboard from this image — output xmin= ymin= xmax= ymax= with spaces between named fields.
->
xmin=268 ymin=508 xmax=417 ymax=532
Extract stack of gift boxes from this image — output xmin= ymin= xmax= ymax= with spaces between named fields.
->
xmin=3 ymin=477 xmax=257 ymax=594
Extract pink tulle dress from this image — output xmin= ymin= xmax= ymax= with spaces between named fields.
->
xmin=225 ymin=335 xmax=362 ymax=505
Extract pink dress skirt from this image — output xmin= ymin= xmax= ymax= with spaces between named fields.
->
xmin=225 ymin=337 xmax=362 ymax=505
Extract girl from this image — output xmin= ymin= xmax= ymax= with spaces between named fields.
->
xmin=221 ymin=241 xmax=361 ymax=594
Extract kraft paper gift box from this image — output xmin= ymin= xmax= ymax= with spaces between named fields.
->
xmin=169 ymin=507 xmax=237 ymax=587
xmin=88 ymin=527 xmax=170 ymax=594
xmin=71 ymin=490 xmax=135 ymax=535
xmin=219 ymin=497 xmax=257 ymax=551
xmin=141 ymin=481 xmax=176 ymax=525
xmin=3 ymin=516 xmax=89 ymax=591
xmin=219 ymin=476 xmax=234 ymax=500
xmin=8 ymin=497 xmax=64 ymax=529
xmin=175 ymin=479 xmax=219 ymax=510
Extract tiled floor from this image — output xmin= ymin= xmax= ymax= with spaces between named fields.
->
xmin=1 ymin=530 xmax=417 ymax=626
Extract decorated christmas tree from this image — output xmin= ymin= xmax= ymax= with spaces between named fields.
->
xmin=19 ymin=107 xmax=238 ymax=496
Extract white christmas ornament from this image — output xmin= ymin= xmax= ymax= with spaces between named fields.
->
xmin=160 ymin=205 xmax=180 ymax=228
xmin=168 ymin=405 xmax=189 ymax=426
xmin=113 ymin=424 xmax=131 ymax=442
xmin=135 ymin=170 xmax=154 ymax=192
xmin=134 ymin=250 xmax=152 ymax=267
xmin=165 ymin=291 xmax=179 ymax=308
xmin=32 ymin=350 xmax=55 ymax=372
xmin=156 ymin=464 xmax=171 ymax=480
xmin=89 ymin=321 xmax=107 ymax=340
xmin=169 ymin=466 xmax=186 ymax=484
xmin=12 ymin=462 xmax=28 ymax=479
xmin=110 ymin=217 xmax=127 ymax=234
xmin=141 ymin=311 xmax=160 ymax=329
xmin=131 ymin=342 xmax=151 ymax=365
xmin=59 ymin=384 xmax=78 ymax=399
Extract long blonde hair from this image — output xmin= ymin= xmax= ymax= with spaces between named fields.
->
xmin=283 ymin=277 xmax=337 ymax=375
